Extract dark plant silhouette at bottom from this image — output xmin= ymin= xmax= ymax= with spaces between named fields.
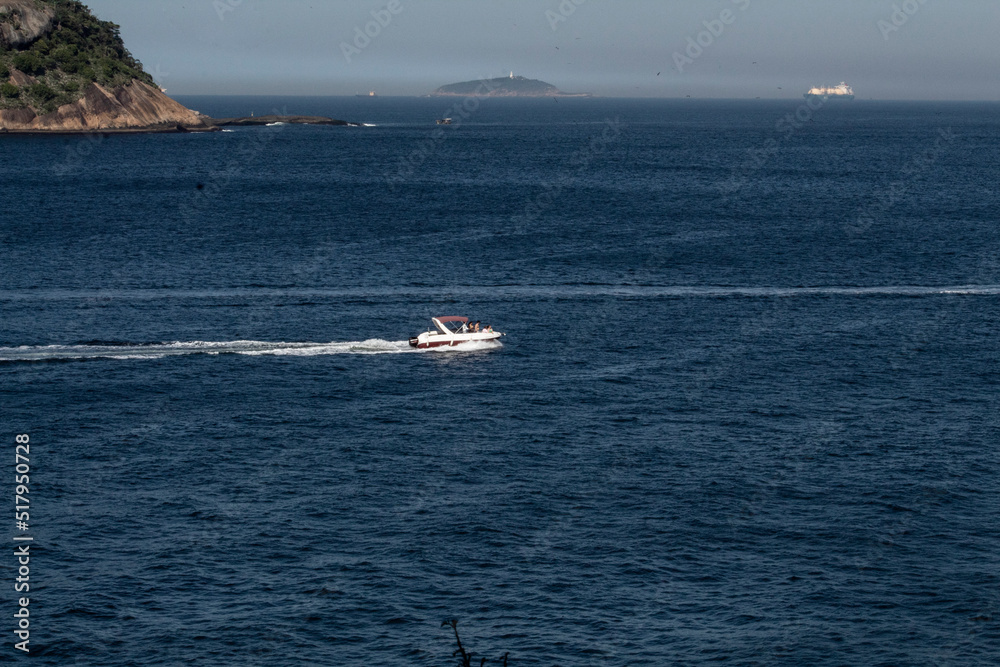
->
xmin=442 ymin=619 xmax=509 ymax=666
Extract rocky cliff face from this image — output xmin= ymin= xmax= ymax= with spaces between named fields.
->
xmin=0 ymin=1 xmax=55 ymax=49
xmin=0 ymin=0 xmax=211 ymax=132
xmin=0 ymin=78 xmax=211 ymax=132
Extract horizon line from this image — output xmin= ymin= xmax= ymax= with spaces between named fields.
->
xmin=168 ymin=94 xmax=1000 ymax=103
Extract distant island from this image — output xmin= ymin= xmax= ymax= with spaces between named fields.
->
xmin=430 ymin=74 xmax=591 ymax=98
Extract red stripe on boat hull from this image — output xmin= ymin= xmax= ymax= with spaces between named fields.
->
xmin=416 ymin=340 xmax=495 ymax=349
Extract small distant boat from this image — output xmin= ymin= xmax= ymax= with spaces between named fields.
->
xmin=265 ymin=122 xmax=287 ymax=126
xmin=436 ymin=118 xmax=453 ymax=125
xmin=409 ymin=317 xmax=503 ymax=349
xmin=356 ymin=91 xmax=378 ymax=98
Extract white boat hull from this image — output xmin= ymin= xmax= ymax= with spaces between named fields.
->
xmin=408 ymin=331 xmax=502 ymax=349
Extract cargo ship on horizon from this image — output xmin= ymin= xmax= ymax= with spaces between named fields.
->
xmin=804 ymin=82 xmax=855 ymax=101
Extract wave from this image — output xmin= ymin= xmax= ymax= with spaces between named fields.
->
xmin=5 ymin=285 xmax=1000 ymax=303
xmin=620 ymin=285 xmax=1000 ymax=298
xmin=0 ymin=339 xmax=499 ymax=363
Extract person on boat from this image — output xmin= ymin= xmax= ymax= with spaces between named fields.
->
xmin=474 ymin=321 xmax=481 ymax=333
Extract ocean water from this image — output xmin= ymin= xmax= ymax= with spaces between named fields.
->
xmin=1 ymin=97 xmax=999 ymax=665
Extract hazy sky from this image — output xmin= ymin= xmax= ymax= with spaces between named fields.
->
xmin=87 ymin=0 xmax=998 ymax=99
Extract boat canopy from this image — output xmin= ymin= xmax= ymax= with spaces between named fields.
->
xmin=431 ymin=316 xmax=469 ymax=335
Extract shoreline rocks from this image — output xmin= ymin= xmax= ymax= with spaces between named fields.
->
xmin=0 ymin=80 xmax=216 ymax=133
xmin=205 ymin=115 xmax=353 ymax=127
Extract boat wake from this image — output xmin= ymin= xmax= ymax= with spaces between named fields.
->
xmin=0 ymin=338 xmax=501 ymax=363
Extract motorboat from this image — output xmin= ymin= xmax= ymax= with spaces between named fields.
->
xmin=409 ymin=317 xmax=503 ymax=349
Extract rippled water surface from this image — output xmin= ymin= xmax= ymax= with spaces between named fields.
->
xmin=2 ymin=98 xmax=999 ymax=665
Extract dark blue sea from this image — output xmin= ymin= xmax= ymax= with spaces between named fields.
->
xmin=2 ymin=97 xmax=999 ymax=666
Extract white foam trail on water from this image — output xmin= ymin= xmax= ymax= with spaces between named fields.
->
xmin=0 ymin=339 xmax=499 ymax=363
